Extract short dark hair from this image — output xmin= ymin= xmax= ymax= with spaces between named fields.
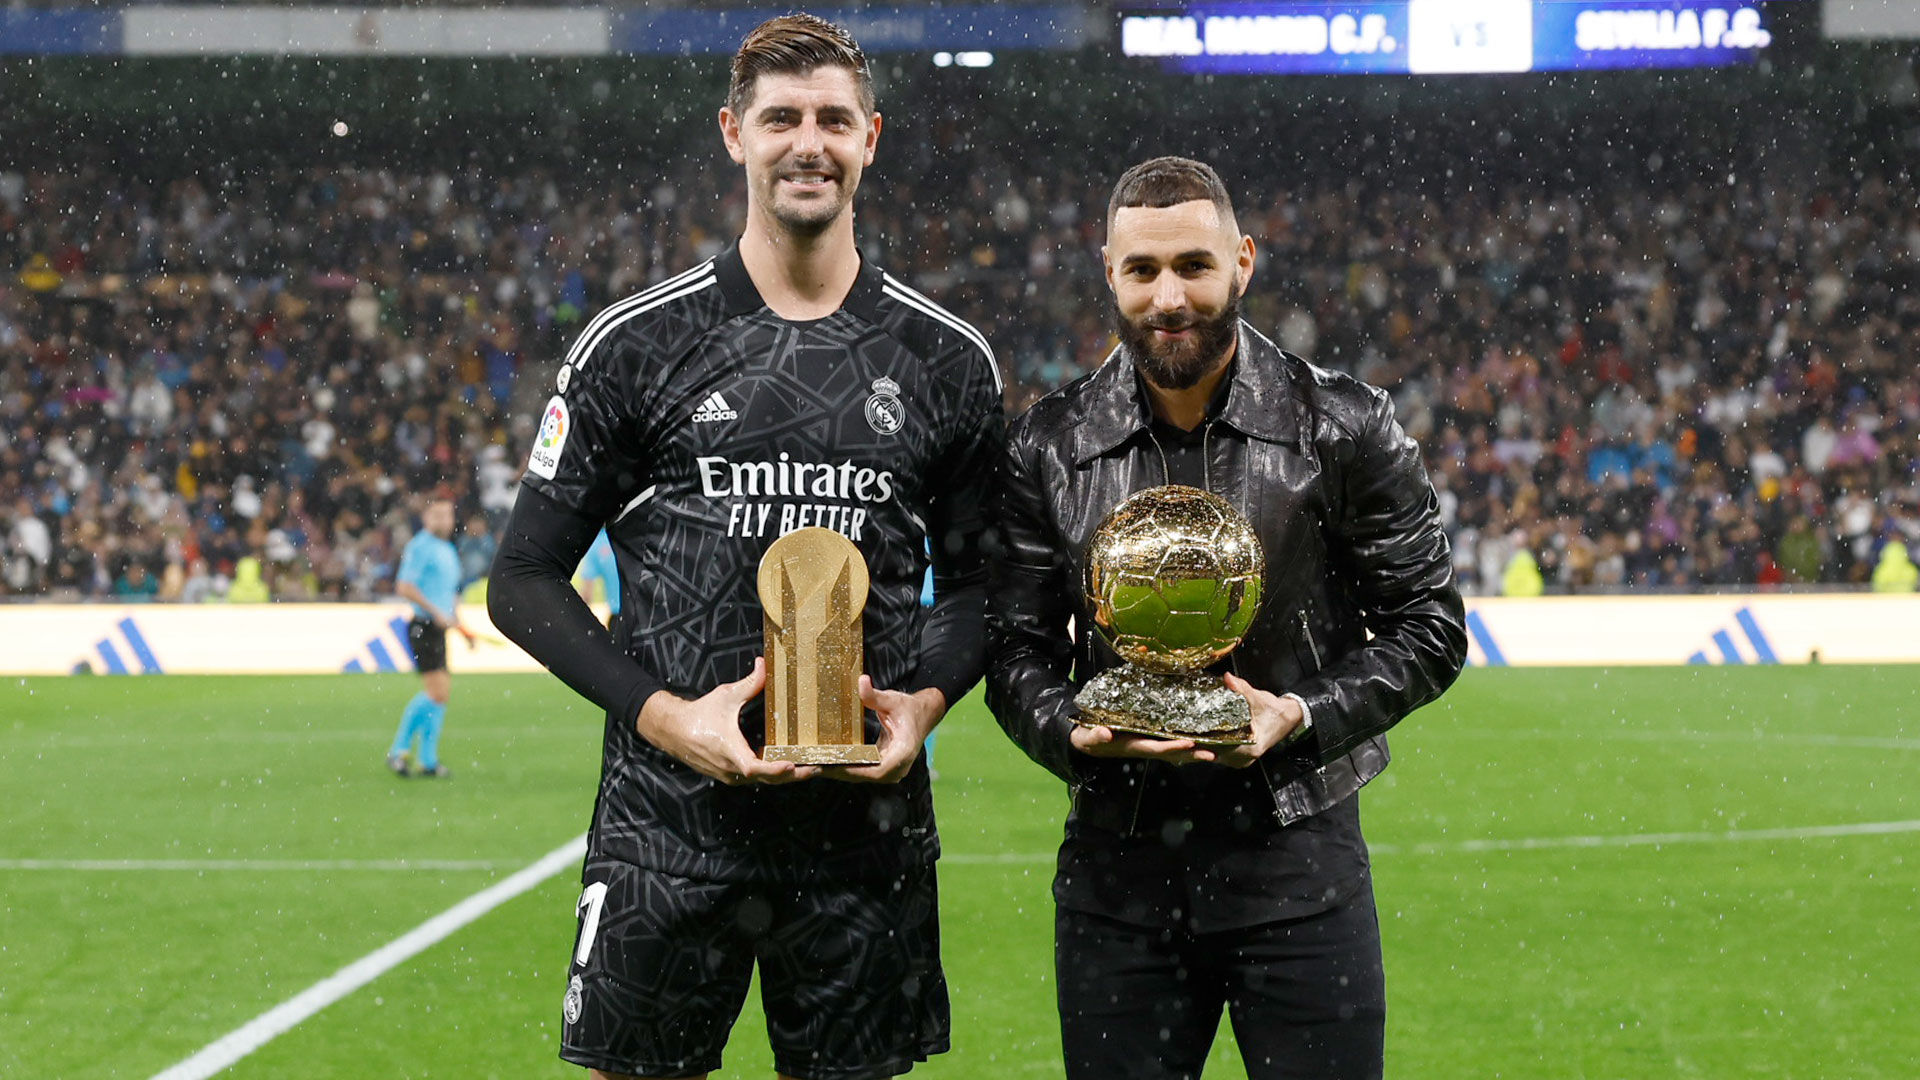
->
xmin=1107 ymin=156 xmax=1238 ymax=233
xmin=727 ymin=14 xmax=875 ymax=118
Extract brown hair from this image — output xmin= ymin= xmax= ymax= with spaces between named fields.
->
xmin=727 ymin=14 xmax=875 ymax=118
xmin=1107 ymin=156 xmax=1238 ymax=233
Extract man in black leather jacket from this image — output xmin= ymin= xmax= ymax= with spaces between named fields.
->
xmin=987 ymin=156 xmax=1467 ymax=1080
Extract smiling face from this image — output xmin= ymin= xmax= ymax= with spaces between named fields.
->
xmin=720 ymin=66 xmax=880 ymax=239
xmin=1104 ymin=199 xmax=1256 ymax=391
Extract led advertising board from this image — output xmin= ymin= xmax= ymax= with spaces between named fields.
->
xmin=1119 ymin=0 xmax=1784 ymax=74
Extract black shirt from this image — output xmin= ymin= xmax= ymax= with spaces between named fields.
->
xmin=491 ymin=243 xmax=1004 ymax=882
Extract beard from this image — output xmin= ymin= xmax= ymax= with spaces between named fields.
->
xmin=1114 ymin=283 xmax=1243 ymax=392
xmin=765 ymin=167 xmax=853 ymax=238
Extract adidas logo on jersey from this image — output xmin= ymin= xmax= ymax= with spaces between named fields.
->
xmin=691 ymin=392 xmax=739 ymax=423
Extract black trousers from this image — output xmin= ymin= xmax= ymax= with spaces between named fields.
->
xmin=1055 ymin=881 xmax=1385 ymax=1080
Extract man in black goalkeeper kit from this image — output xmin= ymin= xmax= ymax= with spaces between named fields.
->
xmin=489 ymin=15 xmax=1002 ymax=1080
xmin=987 ymin=156 xmax=1466 ymax=1080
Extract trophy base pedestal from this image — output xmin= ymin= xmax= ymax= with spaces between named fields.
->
xmin=764 ymin=744 xmax=882 ymax=765
xmin=1075 ymin=667 xmax=1253 ymax=746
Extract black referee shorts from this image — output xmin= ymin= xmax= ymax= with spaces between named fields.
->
xmin=1056 ymin=881 xmax=1386 ymax=1080
xmin=406 ymin=617 xmax=448 ymax=674
xmin=560 ymin=857 xmax=951 ymax=1080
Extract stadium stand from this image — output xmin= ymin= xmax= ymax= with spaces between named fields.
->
xmin=3 ymin=92 xmax=1917 ymax=601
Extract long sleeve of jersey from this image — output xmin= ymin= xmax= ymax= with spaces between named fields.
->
xmin=489 ymin=485 xmax=665 ymax=725
xmin=908 ymin=392 xmax=1004 ymax=706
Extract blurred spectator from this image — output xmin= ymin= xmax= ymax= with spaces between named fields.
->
xmin=457 ymin=511 xmax=497 ymax=598
xmin=1872 ymin=541 xmax=1917 ymax=593
xmin=178 ymin=557 xmax=221 ymax=604
xmin=1502 ymin=544 xmax=1545 ymax=597
xmin=227 ymin=557 xmax=271 ymax=603
xmin=1776 ymin=516 xmax=1825 ymax=585
xmin=5 ymin=498 xmax=52 ymax=592
xmin=476 ymin=444 xmax=519 ymax=527
xmin=113 ymin=561 xmax=160 ymax=602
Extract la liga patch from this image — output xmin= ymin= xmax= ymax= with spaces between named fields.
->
xmin=528 ymin=396 xmax=569 ymax=480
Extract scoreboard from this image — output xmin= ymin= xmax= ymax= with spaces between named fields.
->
xmin=1120 ymin=0 xmax=1788 ymax=74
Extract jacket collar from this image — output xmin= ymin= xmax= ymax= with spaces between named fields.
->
xmin=1071 ymin=322 xmax=1302 ymax=465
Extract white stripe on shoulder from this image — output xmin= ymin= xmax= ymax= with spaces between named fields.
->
xmin=562 ymin=261 xmax=716 ymax=371
xmin=566 ymin=273 xmax=717 ymax=374
xmin=613 ymin=485 xmax=659 ymax=524
xmin=565 ymin=261 xmax=711 ymax=367
xmin=881 ymin=274 xmax=1003 ymax=394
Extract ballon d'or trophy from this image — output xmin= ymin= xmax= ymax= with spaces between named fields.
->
xmin=759 ymin=527 xmax=882 ymax=765
xmin=1076 ymin=485 xmax=1265 ymax=744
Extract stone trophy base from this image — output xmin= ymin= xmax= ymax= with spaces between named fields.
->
xmin=1074 ymin=666 xmax=1253 ymax=746
xmin=763 ymin=743 xmax=882 ymax=765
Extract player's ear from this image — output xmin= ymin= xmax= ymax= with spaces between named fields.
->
xmin=719 ymin=107 xmax=747 ymax=165
xmin=1235 ymin=234 xmax=1255 ymax=296
xmin=863 ymin=111 xmax=881 ymax=166
xmin=1101 ymin=245 xmax=1116 ymax=293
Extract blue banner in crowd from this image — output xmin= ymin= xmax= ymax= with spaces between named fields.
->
xmin=0 ymin=8 xmax=119 ymax=55
xmin=613 ymin=4 xmax=1090 ymax=55
xmin=0 ymin=5 xmax=1088 ymax=57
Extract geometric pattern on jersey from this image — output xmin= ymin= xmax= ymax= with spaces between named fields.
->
xmin=561 ymin=858 xmax=951 ymax=1080
xmin=525 ymin=243 xmax=1003 ymax=882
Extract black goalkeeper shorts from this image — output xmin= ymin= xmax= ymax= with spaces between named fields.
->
xmin=559 ymin=856 xmax=951 ymax=1080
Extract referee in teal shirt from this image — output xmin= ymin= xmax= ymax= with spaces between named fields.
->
xmin=387 ymin=498 xmax=472 ymax=778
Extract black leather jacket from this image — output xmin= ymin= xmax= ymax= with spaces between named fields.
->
xmin=987 ymin=324 xmax=1467 ymax=833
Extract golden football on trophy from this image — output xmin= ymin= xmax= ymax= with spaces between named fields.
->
xmin=1077 ymin=485 xmax=1264 ymax=744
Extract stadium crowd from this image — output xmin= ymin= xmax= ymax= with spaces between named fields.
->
xmin=3 ymin=147 xmax=1918 ymax=601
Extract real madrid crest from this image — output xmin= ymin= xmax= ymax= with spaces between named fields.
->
xmin=864 ymin=376 xmax=904 ymax=435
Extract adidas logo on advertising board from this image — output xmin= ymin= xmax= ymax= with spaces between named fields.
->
xmin=691 ymin=392 xmax=738 ymax=423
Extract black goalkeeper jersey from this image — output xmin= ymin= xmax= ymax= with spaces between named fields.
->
xmin=512 ymin=243 xmax=1003 ymax=882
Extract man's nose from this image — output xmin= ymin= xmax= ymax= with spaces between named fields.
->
xmin=793 ymin=118 xmax=825 ymax=156
xmin=1152 ymin=272 xmax=1185 ymax=312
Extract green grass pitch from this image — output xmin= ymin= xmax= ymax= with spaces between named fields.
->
xmin=3 ymin=665 xmax=1916 ymax=1078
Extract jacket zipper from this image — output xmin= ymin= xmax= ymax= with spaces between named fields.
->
xmin=1298 ymin=609 xmax=1323 ymax=671
xmin=1128 ymin=422 xmax=1201 ymax=839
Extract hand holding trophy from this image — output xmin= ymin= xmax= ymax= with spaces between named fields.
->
xmin=1075 ymin=485 xmax=1265 ymax=745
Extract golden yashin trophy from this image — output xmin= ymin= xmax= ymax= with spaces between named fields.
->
xmin=1076 ymin=485 xmax=1265 ymax=745
xmin=758 ymin=527 xmax=882 ymax=765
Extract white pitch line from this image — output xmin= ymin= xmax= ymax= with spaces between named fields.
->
xmin=1485 ymin=728 xmax=1920 ymax=752
xmin=14 ymin=819 xmax=1914 ymax=877
xmin=146 ymin=833 xmax=587 ymax=1080
xmin=942 ymin=851 xmax=1055 ymax=865
xmin=1370 ymin=818 xmax=1920 ymax=856
xmin=0 ymin=858 xmax=510 ymax=872
xmin=26 ymin=725 xmax=582 ymax=749
xmin=940 ymin=819 xmax=1920 ymax=864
